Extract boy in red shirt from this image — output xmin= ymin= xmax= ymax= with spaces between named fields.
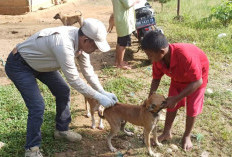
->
xmin=141 ymin=31 xmax=209 ymax=151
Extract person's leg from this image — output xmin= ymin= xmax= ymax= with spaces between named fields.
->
xmin=37 ymin=71 xmax=82 ymax=142
xmin=182 ymin=116 xmax=196 ymax=151
xmin=159 ymin=85 xmax=185 ymax=142
xmin=115 ymin=44 xmax=126 ymax=66
xmin=182 ymin=87 xmax=206 ymax=151
xmin=36 ymin=71 xmax=71 ymax=131
xmin=5 ymin=52 xmax=44 ymax=149
xmin=158 ymin=111 xmax=177 ymax=142
xmin=115 ymin=35 xmax=131 ymax=69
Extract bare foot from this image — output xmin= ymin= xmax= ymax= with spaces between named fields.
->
xmin=116 ymin=65 xmax=131 ymax=70
xmin=182 ymin=135 xmax=193 ymax=151
xmin=115 ymin=61 xmax=129 ymax=67
xmin=122 ymin=61 xmax=129 ymax=65
xmin=158 ymin=132 xmax=172 ymax=143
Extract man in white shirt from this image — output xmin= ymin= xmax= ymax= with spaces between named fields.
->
xmin=5 ymin=18 xmax=117 ymax=157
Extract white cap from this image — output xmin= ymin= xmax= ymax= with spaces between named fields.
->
xmin=81 ymin=18 xmax=110 ymax=52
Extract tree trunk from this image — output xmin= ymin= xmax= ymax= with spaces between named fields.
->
xmin=177 ymin=0 xmax=180 ymax=16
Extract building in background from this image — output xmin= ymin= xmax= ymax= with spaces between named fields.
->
xmin=0 ymin=0 xmax=69 ymax=15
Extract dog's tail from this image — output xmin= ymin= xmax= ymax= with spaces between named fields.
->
xmin=75 ymin=10 xmax=82 ymax=16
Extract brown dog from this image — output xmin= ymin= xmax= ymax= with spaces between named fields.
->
xmin=107 ymin=13 xmax=114 ymax=33
xmin=85 ymin=97 xmax=104 ymax=129
xmin=100 ymin=93 xmax=166 ymax=157
xmin=53 ymin=11 xmax=83 ymax=26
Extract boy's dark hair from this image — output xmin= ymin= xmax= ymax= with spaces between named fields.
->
xmin=141 ymin=31 xmax=169 ymax=52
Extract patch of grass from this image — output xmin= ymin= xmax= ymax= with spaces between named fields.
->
xmin=103 ymin=76 xmax=144 ymax=104
xmin=0 ymin=82 xmax=69 ymax=157
xmin=100 ymin=65 xmax=124 ymax=78
xmin=205 ymin=90 xmax=232 ymax=108
xmin=154 ymin=0 xmax=232 ymax=57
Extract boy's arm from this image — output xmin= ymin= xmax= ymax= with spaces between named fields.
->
xmin=167 ymin=78 xmax=203 ymax=108
xmin=149 ymin=79 xmax=161 ymax=97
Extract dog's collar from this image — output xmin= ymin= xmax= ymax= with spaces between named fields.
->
xmin=149 ymin=108 xmax=162 ymax=117
xmin=152 ymin=112 xmax=160 ymax=117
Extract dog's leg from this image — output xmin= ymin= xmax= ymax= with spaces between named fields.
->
xmin=91 ymin=106 xmax=96 ymax=129
xmin=144 ymin=128 xmax=156 ymax=157
xmin=91 ymin=116 xmax=96 ymax=129
xmin=152 ymin=125 xmax=163 ymax=147
xmin=97 ymin=105 xmax=104 ymax=130
xmin=98 ymin=117 xmax=104 ymax=130
xmin=85 ymin=98 xmax=91 ymax=118
xmin=107 ymin=25 xmax=113 ymax=33
xmin=120 ymin=121 xmax=134 ymax=136
xmin=63 ymin=18 xmax=68 ymax=26
xmin=107 ymin=13 xmax=114 ymax=33
xmin=107 ymin=122 xmax=120 ymax=152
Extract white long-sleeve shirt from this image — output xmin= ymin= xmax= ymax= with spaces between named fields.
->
xmin=16 ymin=26 xmax=104 ymax=98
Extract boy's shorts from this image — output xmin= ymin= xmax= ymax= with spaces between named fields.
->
xmin=117 ymin=35 xmax=131 ymax=47
xmin=167 ymin=86 xmax=206 ymax=117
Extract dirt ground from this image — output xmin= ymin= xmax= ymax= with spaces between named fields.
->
xmin=0 ymin=0 xmax=153 ymax=156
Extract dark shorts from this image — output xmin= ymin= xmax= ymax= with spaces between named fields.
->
xmin=117 ymin=35 xmax=131 ymax=47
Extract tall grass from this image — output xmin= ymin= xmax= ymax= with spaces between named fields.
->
xmin=154 ymin=0 xmax=231 ymax=56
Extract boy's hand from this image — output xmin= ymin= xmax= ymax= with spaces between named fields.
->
xmin=165 ymin=96 xmax=179 ymax=108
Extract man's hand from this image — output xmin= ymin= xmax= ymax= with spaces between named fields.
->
xmin=93 ymin=92 xmax=115 ymax=108
xmin=99 ymin=90 xmax=118 ymax=104
xmin=165 ymin=96 xmax=179 ymax=108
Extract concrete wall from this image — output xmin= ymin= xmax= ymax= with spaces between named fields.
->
xmin=0 ymin=0 xmax=61 ymax=15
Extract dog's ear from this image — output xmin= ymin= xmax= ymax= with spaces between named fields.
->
xmin=53 ymin=13 xmax=60 ymax=19
xmin=144 ymin=98 xmax=152 ymax=109
xmin=76 ymin=10 xmax=82 ymax=16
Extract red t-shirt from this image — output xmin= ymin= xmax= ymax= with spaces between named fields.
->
xmin=152 ymin=43 xmax=209 ymax=88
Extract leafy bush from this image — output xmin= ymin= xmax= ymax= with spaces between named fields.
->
xmin=208 ymin=0 xmax=232 ymax=27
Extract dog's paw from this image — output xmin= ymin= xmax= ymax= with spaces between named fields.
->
xmin=86 ymin=112 xmax=91 ymax=118
xmin=110 ymin=146 xmax=117 ymax=152
xmin=126 ymin=131 xmax=134 ymax=136
xmin=91 ymin=124 xmax=96 ymax=129
xmin=156 ymin=142 xmax=163 ymax=147
xmin=149 ymin=151 xmax=161 ymax=157
xmin=98 ymin=125 xmax=104 ymax=130
xmin=124 ymin=130 xmax=134 ymax=136
xmin=152 ymin=141 xmax=163 ymax=147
